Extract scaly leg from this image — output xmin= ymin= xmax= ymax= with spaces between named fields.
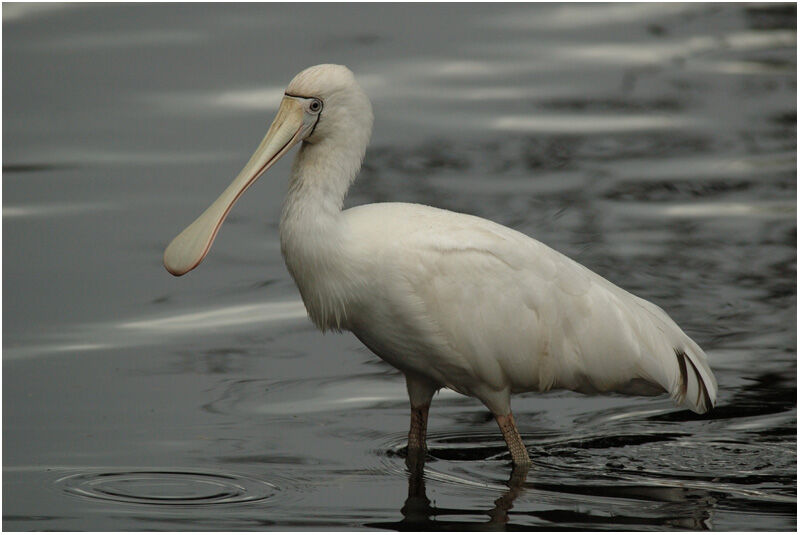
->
xmin=495 ymin=412 xmax=531 ymax=466
xmin=405 ymin=374 xmax=436 ymax=461
xmin=408 ymin=404 xmax=429 ymax=454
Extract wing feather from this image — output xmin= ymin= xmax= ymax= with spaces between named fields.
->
xmin=343 ymin=203 xmax=717 ymax=413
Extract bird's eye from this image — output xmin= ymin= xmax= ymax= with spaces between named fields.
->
xmin=308 ymin=99 xmax=322 ymax=114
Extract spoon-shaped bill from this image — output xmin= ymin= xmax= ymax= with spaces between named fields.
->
xmin=163 ymin=98 xmax=307 ymax=276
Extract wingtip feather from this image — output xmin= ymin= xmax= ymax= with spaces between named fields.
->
xmin=673 ymin=348 xmax=717 ymax=414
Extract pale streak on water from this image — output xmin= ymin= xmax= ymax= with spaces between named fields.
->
xmin=3 ymin=3 xmax=796 ymax=531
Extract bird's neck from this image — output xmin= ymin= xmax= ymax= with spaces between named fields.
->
xmin=282 ymin=138 xmax=361 ymax=222
xmin=278 ymin=137 xmax=365 ymax=331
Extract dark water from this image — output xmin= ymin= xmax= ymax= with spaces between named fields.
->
xmin=3 ymin=3 xmax=796 ymax=530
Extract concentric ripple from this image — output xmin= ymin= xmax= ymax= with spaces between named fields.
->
xmin=55 ymin=469 xmax=277 ymax=506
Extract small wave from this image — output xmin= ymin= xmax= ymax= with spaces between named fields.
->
xmin=55 ymin=469 xmax=277 ymax=506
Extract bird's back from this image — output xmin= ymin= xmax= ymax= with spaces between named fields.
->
xmin=340 ymin=202 xmax=717 ymax=414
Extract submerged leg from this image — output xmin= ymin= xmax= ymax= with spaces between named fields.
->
xmin=495 ymin=412 xmax=531 ymax=466
xmin=408 ymin=404 xmax=429 ymax=453
xmin=405 ymin=374 xmax=437 ymax=459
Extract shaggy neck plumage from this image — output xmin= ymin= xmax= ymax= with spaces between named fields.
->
xmin=279 ymin=135 xmax=367 ymax=331
xmin=283 ymin=136 xmax=362 ymax=221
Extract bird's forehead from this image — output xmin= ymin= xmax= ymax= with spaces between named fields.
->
xmin=286 ymin=64 xmax=354 ymax=98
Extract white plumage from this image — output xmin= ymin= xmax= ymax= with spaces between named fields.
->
xmin=164 ymin=64 xmax=717 ymax=466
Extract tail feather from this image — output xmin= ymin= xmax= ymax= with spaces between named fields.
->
xmin=673 ymin=347 xmax=717 ymax=413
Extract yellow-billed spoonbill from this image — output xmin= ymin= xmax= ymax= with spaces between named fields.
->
xmin=164 ymin=64 xmax=717 ymax=466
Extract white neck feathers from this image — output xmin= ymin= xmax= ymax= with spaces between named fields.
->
xmin=278 ymin=135 xmax=367 ymax=331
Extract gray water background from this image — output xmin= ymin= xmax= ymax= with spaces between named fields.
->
xmin=3 ymin=3 xmax=796 ymax=530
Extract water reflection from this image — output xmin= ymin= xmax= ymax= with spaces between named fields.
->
xmin=744 ymin=4 xmax=796 ymax=31
xmin=36 ymin=29 xmax=203 ymax=50
xmin=490 ymin=113 xmax=692 ymax=133
xmin=204 ymin=374 xmax=463 ymax=416
xmin=4 ymin=300 xmax=309 ymax=360
xmin=3 ymin=202 xmax=119 ymax=219
xmin=487 ymin=4 xmax=697 ymax=31
xmin=371 ymin=452 xmax=716 ymax=530
xmin=368 ymin=458 xmax=531 ymax=530
xmin=3 ymin=2 xmax=795 ymax=530
xmin=147 ymin=86 xmax=285 ymax=115
xmin=120 ymin=301 xmax=307 ymax=333
xmin=2 ymin=2 xmax=77 ymax=22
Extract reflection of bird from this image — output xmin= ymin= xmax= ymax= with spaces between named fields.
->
xmin=164 ymin=64 xmax=717 ymax=466
xmin=367 ymin=456 xmax=530 ymax=530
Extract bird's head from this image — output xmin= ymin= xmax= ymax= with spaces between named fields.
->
xmin=163 ymin=64 xmax=372 ymax=277
xmin=284 ymin=64 xmax=373 ymax=147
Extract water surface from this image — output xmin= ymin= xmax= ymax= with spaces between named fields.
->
xmin=3 ymin=3 xmax=796 ymax=530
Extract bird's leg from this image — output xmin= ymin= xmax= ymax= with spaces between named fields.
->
xmin=408 ymin=404 xmax=429 ymax=454
xmin=495 ymin=412 xmax=531 ymax=466
xmin=405 ymin=374 xmax=436 ymax=466
xmin=406 ymin=403 xmax=429 ymax=472
xmin=406 ymin=404 xmax=430 ymax=470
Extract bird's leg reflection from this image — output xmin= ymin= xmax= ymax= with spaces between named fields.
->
xmin=487 ymin=463 xmax=529 ymax=525
xmin=401 ymin=452 xmax=433 ymax=523
xmin=399 ymin=454 xmax=529 ymax=529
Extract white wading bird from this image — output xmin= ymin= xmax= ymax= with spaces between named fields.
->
xmin=164 ymin=64 xmax=717 ymax=466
